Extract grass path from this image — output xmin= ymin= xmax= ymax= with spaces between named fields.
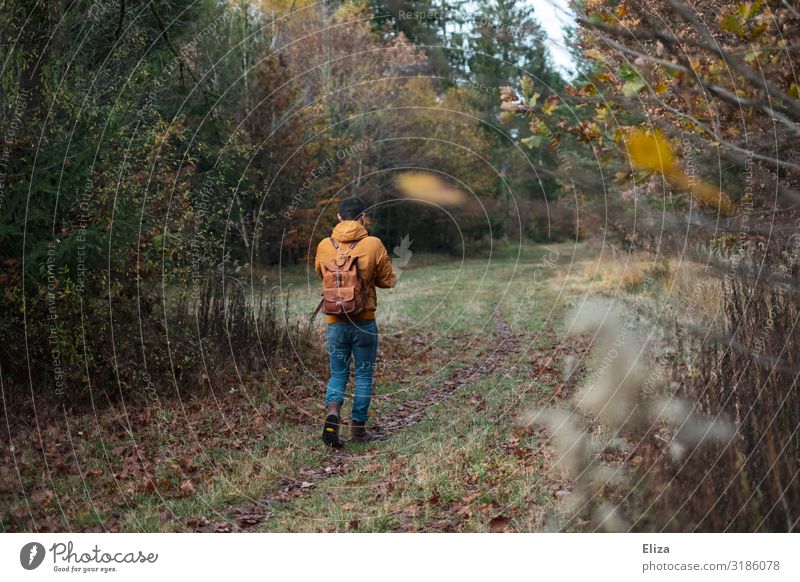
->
xmin=3 ymin=242 xmax=594 ymax=533
xmin=181 ymin=243 xmax=585 ymax=532
xmin=215 ymin=307 xmax=524 ymax=531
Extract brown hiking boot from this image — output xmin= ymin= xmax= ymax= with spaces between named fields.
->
xmin=350 ymin=421 xmax=377 ymax=443
xmin=322 ymin=403 xmax=344 ymax=449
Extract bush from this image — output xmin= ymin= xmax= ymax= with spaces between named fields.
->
xmin=668 ymin=252 xmax=800 ymax=531
xmin=525 ymin=247 xmax=799 ymax=532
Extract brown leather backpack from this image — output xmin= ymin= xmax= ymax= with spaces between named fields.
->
xmin=320 ymin=237 xmax=366 ymax=316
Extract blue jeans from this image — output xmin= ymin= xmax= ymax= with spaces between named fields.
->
xmin=325 ymin=319 xmax=378 ymax=423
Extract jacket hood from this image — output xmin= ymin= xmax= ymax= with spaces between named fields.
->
xmin=332 ymin=220 xmax=368 ymax=243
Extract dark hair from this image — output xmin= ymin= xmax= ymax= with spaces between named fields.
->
xmin=338 ymin=197 xmax=366 ymax=220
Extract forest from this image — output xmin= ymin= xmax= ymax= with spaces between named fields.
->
xmin=1 ymin=0 xmax=798 ymax=533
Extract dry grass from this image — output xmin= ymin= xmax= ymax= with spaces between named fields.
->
xmin=532 ymin=242 xmax=799 ymax=532
xmin=8 ymin=241 xmax=792 ymax=533
xmin=2 ymin=244 xmax=579 ymax=532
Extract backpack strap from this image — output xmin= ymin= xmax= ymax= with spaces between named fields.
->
xmin=329 ymin=237 xmax=360 ymax=271
xmin=330 ymin=237 xmax=359 ymax=256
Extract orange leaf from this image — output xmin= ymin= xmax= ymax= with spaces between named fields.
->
xmin=489 ymin=516 xmax=511 ymax=532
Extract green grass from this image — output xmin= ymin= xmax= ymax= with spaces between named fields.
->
xmin=7 ymin=240 xmax=594 ymax=533
xmin=240 ymin=241 xmax=580 ymax=532
xmin=261 ymin=370 xmax=562 ymax=532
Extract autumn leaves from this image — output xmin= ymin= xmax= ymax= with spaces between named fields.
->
xmin=627 ymin=129 xmax=734 ymax=215
xmin=500 ymin=76 xmax=735 ymax=216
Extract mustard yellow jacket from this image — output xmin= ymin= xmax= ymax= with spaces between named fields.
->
xmin=314 ymin=221 xmax=396 ymax=323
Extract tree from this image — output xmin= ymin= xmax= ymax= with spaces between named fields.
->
xmin=464 ymin=0 xmax=564 ymax=239
xmin=501 ymin=0 xmax=800 ymax=532
xmin=0 ymin=0 xmax=270 ymax=398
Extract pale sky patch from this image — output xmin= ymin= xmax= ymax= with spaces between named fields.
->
xmin=526 ymin=0 xmax=577 ymax=76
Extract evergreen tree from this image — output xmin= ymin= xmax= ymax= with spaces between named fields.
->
xmin=467 ymin=0 xmax=561 ymax=110
xmin=464 ymin=1 xmax=564 ymax=236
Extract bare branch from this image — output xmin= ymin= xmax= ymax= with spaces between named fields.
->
xmin=115 ymin=0 xmax=126 ymax=40
xmin=577 ymin=17 xmax=800 ymax=137
xmin=782 ymin=0 xmax=800 ymax=19
xmin=668 ymin=0 xmax=800 ymax=122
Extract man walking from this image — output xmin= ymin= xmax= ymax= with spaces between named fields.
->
xmin=314 ymin=197 xmax=396 ymax=447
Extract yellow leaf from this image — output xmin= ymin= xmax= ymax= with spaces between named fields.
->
xmin=520 ymin=76 xmax=534 ymax=97
xmin=542 ymin=101 xmax=560 ymax=116
xmin=530 ymin=117 xmax=550 ymax=136
xmin=627 ymin=129 xmax=676 ymax=173
xmin=627 ymin=129 xmax=733 ymax=214
xmin=584 ymin=48 xmax=604 ymax=61
xmin=395 ymin=172 xmax=466 ymax=206
xmin=667 ymin=169 xmax=734 ymax=215
xmin=655 ymin=82 xmax=671 ymax=94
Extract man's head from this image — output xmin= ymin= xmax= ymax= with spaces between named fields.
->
xmin=338 ymin=197 xmax=366 ymax=223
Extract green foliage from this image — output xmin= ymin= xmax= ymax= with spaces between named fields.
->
xmin=0 ymin=0 xmax=569 ymax=400
xmin=0 ymin=0 xmax=282 ymax=400
xmin=363 ymin=0 xmax=567 ymax=241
